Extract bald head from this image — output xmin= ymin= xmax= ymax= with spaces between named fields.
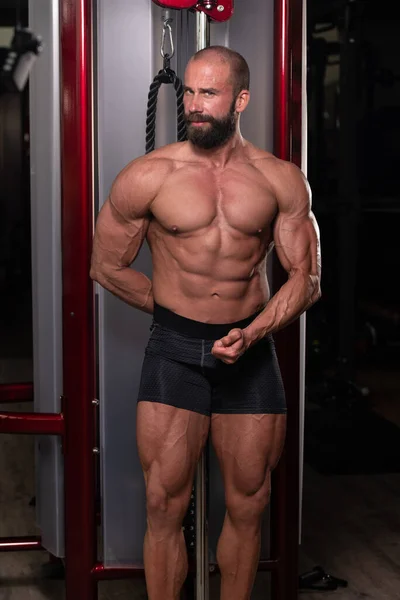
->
xmin=190 ymin=46 xmax=250 ymax=98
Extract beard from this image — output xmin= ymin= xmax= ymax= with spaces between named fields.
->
xmin=185 ymin=99 xmax=237 ymax=150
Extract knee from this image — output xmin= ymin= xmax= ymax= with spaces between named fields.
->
xmin=146 ymin=486 xmax=169 ymax=516
xmin=226 ymin=479 xmax=271 ymax=530
xmin=146 ymin=483 xmax=189 ymax=530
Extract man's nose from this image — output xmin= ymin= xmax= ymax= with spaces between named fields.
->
xmin=187 ymin=94 xmax=204 ymax=113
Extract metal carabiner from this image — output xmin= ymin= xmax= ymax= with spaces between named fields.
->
xmin=161 ymin=18 xmax=175 ymax=60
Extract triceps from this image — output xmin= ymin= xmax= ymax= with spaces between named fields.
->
xmin=273 ymin=213 xmax=320 ymax=280
xmin=92 ymin=201 xmax=149 ymax=274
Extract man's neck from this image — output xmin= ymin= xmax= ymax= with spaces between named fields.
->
xmin=189 ymin=131 xmax=247 ymax=168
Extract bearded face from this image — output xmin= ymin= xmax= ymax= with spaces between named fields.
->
xmin=185 ymin=97 xmax=237 ymax=150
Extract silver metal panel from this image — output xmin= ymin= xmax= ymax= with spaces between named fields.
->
xmin=299 ymin=0 xmax=308 ymax=543
xmin=208 ymin=0 xmax=276 ymax=562
xmin=96 ymin=0 xmax=158 ymax=566
xmin=210 ymin=0 xmax=275 ymax=150
xmin=29 ymin=0 xmax=64 ymax=557
xmin=98 ymin=0 xmax=194 ymax=567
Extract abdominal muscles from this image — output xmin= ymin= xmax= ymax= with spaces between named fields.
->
xmin=148 ymin=221 xmax=271 ymax=322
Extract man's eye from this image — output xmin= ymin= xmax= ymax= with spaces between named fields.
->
xmin=205 ymin=91 xmax=215 ymax=96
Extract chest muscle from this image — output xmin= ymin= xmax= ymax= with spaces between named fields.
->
xmin=150 ymin=166 xmax=277 ymax=236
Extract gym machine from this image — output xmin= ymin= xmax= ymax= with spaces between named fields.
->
xmin=0 ymin=1 xmax=306 ymax=598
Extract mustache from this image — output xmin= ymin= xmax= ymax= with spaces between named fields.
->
xmin=186 ymin=114 xmax=214 ymax=123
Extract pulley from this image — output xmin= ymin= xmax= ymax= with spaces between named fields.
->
xmin=151 ymin=0 xmax=234 ymax=23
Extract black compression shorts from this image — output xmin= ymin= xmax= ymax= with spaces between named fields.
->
xmin=137 ymin=303 xmax=287 ymax=417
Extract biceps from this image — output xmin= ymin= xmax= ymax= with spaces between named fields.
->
xmin=273 ymin=215 xmax=320 ymax=277
xmin=91 ymin=200 xmax=149 ymax=270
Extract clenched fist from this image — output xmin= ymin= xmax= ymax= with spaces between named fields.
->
xmin=211 ymin=328 xmax=251 ymax=364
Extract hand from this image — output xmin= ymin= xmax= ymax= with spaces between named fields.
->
xmin=211 ymin=328 xmax=250 ymax=365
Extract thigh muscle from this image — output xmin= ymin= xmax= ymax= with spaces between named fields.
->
xmin=137 ymin=401 xmax=210 ymax=497
xmin=211 ymin=413 xmax=286 ymax=496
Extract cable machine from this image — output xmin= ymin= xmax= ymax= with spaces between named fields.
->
xmin=0 ymin=2 xmax=305 ymax=599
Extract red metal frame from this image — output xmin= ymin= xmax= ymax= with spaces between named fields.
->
xmin=0 ymin=537 xmax=42 ymax=552
xmin=271 ymin=1 xmax=304 ymax=599
xmin=0 ymin=1 xmax=305 ymax=599
xmin=271 ymin=2 xmax=291 ymax=597
xmin=152 ymin=0 xmax=234 ymax=23
xmin=0 ymin=411 xmax=64 ymax=434
xmin=153 ymin=0 xmax=201 ymax=6
xmin=60 ymin=1 xmax=97 ymax=599
xmin=0 ymin=403 xmax=63 ymax=553
xmin=0 ymin=382 xmax=33 ymax=403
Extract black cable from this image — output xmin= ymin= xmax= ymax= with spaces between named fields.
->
xmin=145 ymin=62 xmax=187 ymax=155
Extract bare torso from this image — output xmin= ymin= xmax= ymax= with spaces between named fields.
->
xmin=147 ymin=141 xmax=278 ymax=323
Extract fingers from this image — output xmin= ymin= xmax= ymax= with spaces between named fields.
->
xmin=211 ymin=329 xmax=245 ymax=364
xmin=212 ymin=348 xmax=240 ymax=364
xmin=219 ymin=328 xmax=243 ymax=348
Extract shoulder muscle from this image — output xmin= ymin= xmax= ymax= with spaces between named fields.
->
xmin=272 ymin=160 xmax=311 ymax=216
xmin=109 ymin=156 xmax=174 ymax=220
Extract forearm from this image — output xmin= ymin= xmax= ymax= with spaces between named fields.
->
xmin=91 ymin=266 xmax=154 ymax=314
xmin=245 ymin=272 xmax=320 ymax=345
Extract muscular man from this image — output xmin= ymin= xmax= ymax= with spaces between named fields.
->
xmin=90 ymin=46 xmax=321 ymax=600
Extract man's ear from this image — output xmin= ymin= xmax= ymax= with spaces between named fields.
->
xmin=235 ymin=90 xmax=250 ymax=113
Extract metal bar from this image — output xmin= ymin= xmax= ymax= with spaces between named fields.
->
xmin=0 ymin=537 xmax=43 ymax=552
xmin=271 ymin=0 xmax=303 ymax=599
xmin=196 ymin=10 xmax=210 ymax=50
xmin=91 ymin=564 xmax=145 ymax=580
xmin=283 ymin=0 xmax=303 ymax=596
xmin=60 ymin=1 xmax=97 ymax=600
xmin=0 ymin=411 xmax=64 ymax=435
xmin=195 ymin=451 xmax=208 ymax=600
xmin=91 ymin=557 xmax=280 ymax=582
xmin=271 ymin=3 xmax=290 ymax=600
xmin=273 ymin=0 xmax=290 ymax=159
xmin=0 ymin=383 xmax=33 ymax=403
xmin=193 ymin=13 xmax=210 ymax=600
xmin=297 ymin=0 xmax=308 ymax=547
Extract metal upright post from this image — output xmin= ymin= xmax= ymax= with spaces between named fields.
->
xmin=60 ymin=1 xmax=97 ymax=599
xmin=194 ymin=14 xmax=210 ymax=600
xmin=272 ymin=0 xmax=303 ymax=599
xmin=196 ymin=10 xmax=210 ymax=49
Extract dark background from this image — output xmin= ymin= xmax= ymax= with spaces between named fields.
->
xmin=0 ymin=0 xmax=31 ymax=361
xmin=304 ymin=0 xmax=400 ymax=478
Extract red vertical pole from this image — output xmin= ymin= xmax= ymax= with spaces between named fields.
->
xmin=274 ymin=0 xmax=290 ymax=159
xmin=271 ymin=2 xmax=291 ymax=597
xmin=290 ymin=0 xmax=305 ymax=171
xmin=60 ymin=2 xmax=97 ymax=600
xmin=271 ymin=0 xmax=304 ymax=599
